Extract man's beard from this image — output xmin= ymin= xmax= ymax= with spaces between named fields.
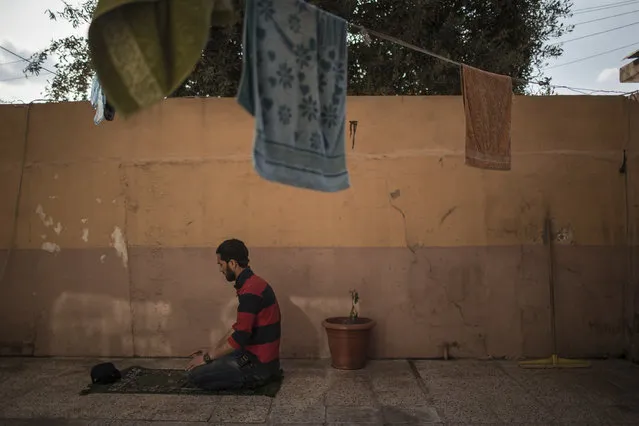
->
xmin=224 ymin=268 xmax=236 ymax=282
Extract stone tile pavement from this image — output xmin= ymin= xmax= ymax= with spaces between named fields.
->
xmin=0 ymin=357 xmax=638 ymax=425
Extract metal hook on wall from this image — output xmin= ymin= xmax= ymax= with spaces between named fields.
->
xmin=349 ymin=120 xmax=358 ymax=150
xmin=619 ymin=149 xmax=627 ymax=174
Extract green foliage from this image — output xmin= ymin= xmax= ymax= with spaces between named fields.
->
xmin=25 ymin=0 xmax=96 ymax=101
xmin=26 ymin=0 xmax=572 ymax=100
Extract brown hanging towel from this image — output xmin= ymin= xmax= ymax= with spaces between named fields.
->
xmin=461 ymin=65 xmax=513 ymax=171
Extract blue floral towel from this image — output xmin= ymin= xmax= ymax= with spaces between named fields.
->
xmin=237 ymin=0 xmax=350 ymax=192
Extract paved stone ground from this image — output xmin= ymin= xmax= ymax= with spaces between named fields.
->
xmin=0 ymin=357 xmax=638 ymax=425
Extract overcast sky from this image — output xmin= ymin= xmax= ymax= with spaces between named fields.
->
xmin=1 ymin=0 xmax=638 ymax=102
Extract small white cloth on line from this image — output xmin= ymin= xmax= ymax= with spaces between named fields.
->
xmin=90 ymin=74 xmax=107 ymax=125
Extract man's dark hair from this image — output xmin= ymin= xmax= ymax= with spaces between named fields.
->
xmin=216 ymin=239 xmax=249 ymax=268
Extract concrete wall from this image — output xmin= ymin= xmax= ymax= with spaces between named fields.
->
xmin=0 ymin=96 xmax=633 ymax=359
xmin=627 ymin=98 xmax=639 ymax=362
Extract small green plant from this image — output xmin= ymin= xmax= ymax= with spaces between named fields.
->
xmin=349 ymin=289 xmax=359 ymax=321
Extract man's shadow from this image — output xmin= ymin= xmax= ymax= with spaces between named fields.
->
xmin=278 ymin=295 xmax=321 ymax=358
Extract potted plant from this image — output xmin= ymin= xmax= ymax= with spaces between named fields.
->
xmin=322 ymin=290 xmax=376 ymax=370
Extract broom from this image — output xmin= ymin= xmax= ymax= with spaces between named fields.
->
xmin=518 ymin=212 xmax=590 ymax=369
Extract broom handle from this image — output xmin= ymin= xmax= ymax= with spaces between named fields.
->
xmin=546 ymin=215 xmax=558 ymax=355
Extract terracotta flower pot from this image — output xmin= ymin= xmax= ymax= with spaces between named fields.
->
xmin=322 ymin=317 xmax=376 ymax=370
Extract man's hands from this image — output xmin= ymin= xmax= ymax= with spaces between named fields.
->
xmin=186 ymin=330 xmax=235 ymax=370
xmin=186 ymin=354 xmax=206 ymax=371
xmin=186 ymin=348 xmax=210 ymax=371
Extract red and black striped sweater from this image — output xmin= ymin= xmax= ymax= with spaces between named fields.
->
xmin=227 ymin=268 xmax=281 ymax=366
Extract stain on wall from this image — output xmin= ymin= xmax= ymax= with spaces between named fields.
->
xmin=0 ymin=96 xmax=635 ymax=359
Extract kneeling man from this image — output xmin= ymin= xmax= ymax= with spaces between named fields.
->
xmin=187 ymin=239 xmax=281 ymax=390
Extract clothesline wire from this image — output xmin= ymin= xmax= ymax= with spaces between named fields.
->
xmin=0 ymin=59 xmax=25 ymax=66
xmin=545 ymin=41 xmax=639 ymax=70
xmin=0 ymin=70 xmax=54 ymax=83
xmin=0 ymin=22 xmax=633 ymax=96
xmin=0 ymin=45 xmax=56 ymax=75
xmin=573 ymin=0 xmax=639 ymax=12
xmin=572 ymin=8 xmax=639 ymax=26
xmin=573 ymin=0 xmax=639 ymax=14
xmin=550 ymin=20 xmax=639 ymax=45
xmin=348 ymin=23 xmax=634 ymax=95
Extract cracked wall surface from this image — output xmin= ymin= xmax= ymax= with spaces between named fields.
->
xmin=0 ymin=96 xmax=634 ymax=359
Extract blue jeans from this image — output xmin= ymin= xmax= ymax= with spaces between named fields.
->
xmin=187 ymin=350 xmax=279 ymax=391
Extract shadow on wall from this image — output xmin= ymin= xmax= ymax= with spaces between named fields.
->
xmin=131 ymin=299 xmax=174 ymax=357
xmin=281 ymin=295 xmax=354 ymax=358
xmin=279 ymin=295 xmax=321 ymax=358
xmin=42 ymin=292 xmax=135 ymax=356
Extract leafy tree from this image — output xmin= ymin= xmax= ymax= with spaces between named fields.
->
xmin=25 ymin=0 xmax=96 ymax=101
xmin=26 ymin=0 xmax=572 ymax=100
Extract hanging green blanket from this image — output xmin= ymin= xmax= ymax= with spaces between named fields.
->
xmin=88 ymin=0 xmax=236 ymax=117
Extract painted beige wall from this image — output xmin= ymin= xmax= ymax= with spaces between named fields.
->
xmin=627 ymin=99 xmax=639 ymax=362
xmin=0 ymin=96 xmax=634 ymax=359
